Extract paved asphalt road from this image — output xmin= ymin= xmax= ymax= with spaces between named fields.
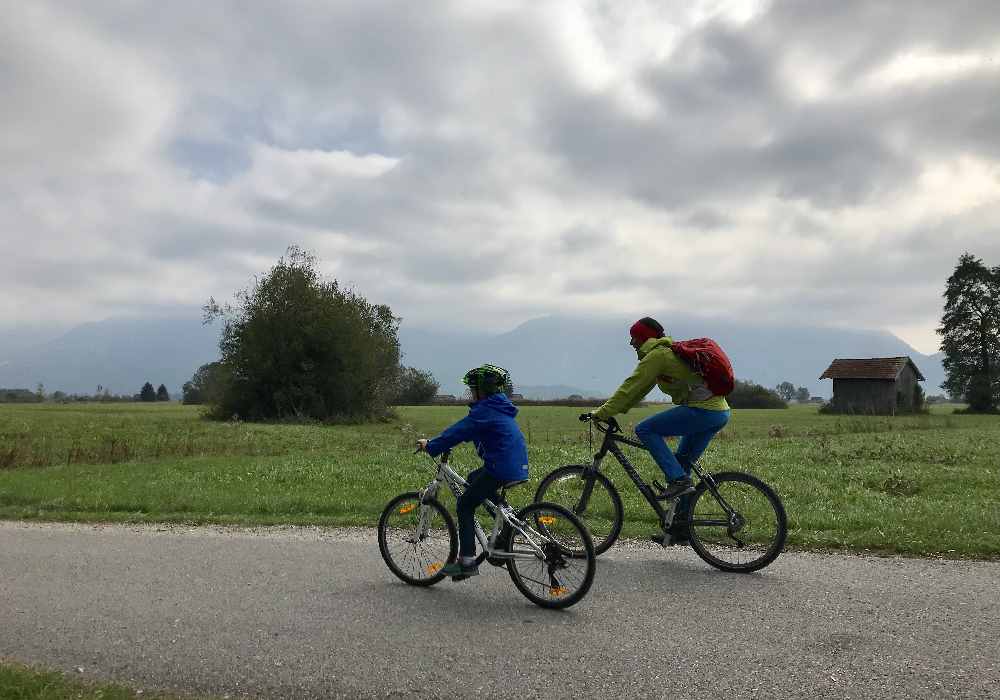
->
xmin=1 ymin=521 xmax=998 ymax=699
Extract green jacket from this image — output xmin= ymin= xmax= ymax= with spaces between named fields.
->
xmin=592 ymin=336 xmax=730 ymax=419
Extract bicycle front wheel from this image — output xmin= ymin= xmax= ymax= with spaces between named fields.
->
xmin=506 ymin=502 xmax=596 ymax=609
xmin=378 ymin=492 xmax=457 ymax=586
xmin=534 ymin=465 xmax=623 ymax=555
xmin=688 ymin=472 xmax=787 ymax=573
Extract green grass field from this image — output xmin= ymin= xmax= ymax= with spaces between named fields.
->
xmin=1 ymin=402 xmax=998 ymax=557
xmin=0 ymin=661 xmax=204 ymax=700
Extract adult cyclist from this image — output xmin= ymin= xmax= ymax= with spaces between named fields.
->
xmin=583 ymin=317 xmax=731 ymax=545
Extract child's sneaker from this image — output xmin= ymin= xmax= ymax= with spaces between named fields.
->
xmin=442 ymin=561 xmax=480 ymax=579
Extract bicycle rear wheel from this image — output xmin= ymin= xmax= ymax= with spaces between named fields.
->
xmin=378 ymin=492 xmax=457 ymax=586
xmin=506 ymin=502 xmax=596 ymax=609
xmin=534 ymin=465 xmax=623 ymax=555
xmin=687 ymin=472 xmax=787 ymax=573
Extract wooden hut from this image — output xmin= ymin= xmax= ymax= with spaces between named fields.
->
xmin=819 ymin=357 xmax=925 ymax=415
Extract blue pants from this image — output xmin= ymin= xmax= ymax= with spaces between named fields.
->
xmin=635 ymin=406 xmax=731 ymax=481
xmin=456 ymin=467 xmax=502 ymax=558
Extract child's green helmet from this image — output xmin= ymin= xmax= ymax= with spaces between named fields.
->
xmin=462 ymin=364 xmax=513 ymax=396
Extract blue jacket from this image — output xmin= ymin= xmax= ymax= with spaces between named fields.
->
xmin=425 ymin=393 xmax=529 ymax=482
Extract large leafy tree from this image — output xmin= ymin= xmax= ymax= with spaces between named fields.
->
xmin=775 ymin=381 xmax=796 ymax=402
xmin=182 ymin=362 xmax=225 ymax=405
xmin=393 ymin=366 xmax=440 ymax=405
xmin=203 ymin=247 xmax=401 ymax=421
xmin=937 ymin=253 xmax=1000 ymax=412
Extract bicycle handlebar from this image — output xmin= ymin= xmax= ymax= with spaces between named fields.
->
xmin=579 ymin=413 xmax=621 ymax=434
xmin=415 ymin=446 xmax=451 ymax=463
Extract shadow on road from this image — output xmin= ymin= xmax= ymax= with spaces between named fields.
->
xmin=356 ymin=550 xmax=791 ymax=630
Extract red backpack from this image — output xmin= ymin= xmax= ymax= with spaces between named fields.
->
xmin=670 ymin=338 xmax=735 ymax=397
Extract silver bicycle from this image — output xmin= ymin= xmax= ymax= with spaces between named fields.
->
xmin=377 ymin=449 xmax=597 ymax=609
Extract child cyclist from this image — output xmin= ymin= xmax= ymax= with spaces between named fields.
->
xmin=416 ymin=364 xmax=528 ymax=579
xmin=583 ymin=317 xmax=731 ymax=546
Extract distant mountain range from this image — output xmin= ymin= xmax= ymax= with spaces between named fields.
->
xmin=0 ymin=317 xmax=222 ymax=397
xmin=399 ymin=315 xmax=945 ymax=400
xmin=0 ymin=312 xmax=946 ymax=400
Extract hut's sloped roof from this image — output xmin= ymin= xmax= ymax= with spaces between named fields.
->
xmin=819 ymin=357 xmax=925 ymax=381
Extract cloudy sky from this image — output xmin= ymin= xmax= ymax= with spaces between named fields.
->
xmin=3 ymin=0 xmax=999 ymax=353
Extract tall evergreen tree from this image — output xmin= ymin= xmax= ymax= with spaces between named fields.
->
xmin=937 ymin=253 xmax=1000 ymax=411
xmin=156 ymin=384 xmax=170 ymax=401
xmin=139 ymin=382 xmax=157 ymax=402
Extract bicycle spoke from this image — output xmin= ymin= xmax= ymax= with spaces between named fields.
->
xmin=688 ymin=473 xmax=786 ymax=573
xmin=535 ymin=466 xmax=623 ymax=555
xmin=379 ymin=494 xmax=456 ymax=585
xmin=506 ymin=503 xmax=595 ymax=607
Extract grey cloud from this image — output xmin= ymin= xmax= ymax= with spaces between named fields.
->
xmin=682 ymin=208 xmax=731 ymax=231
xmin=762 ymin=0 xmax=1000 ymax=83
xmin=167 ymin=138 xmax=252 ymax=182
xmin=555 ymin=225 xmax=612 ymax=254
xmin=2 ymin=0 xmax=999 ymax=341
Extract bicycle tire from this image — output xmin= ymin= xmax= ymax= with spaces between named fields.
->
xmin=506 ymin=502 xmax=596 ymax=609
xmin=687 ymin=472 xmax=787 ymax=573
xmin=534 ymin=465 xmax=624 ymax=556
xmin=378 ymin=492 xmax=457 ymax=586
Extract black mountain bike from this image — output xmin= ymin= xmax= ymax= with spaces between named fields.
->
xmin=534 ymin=416 xmax=787 ymax=573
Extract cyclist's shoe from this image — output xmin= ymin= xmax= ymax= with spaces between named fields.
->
xmin=442 ymin=561 xmax=480 ymax=579
xmin=655 ymin=476 xmax=695 ymax=501
xmin=669 ymin=530 xmax=691 ymax=546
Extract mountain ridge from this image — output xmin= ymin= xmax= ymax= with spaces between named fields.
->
xmin=0 ymin=313 xmax=945 ymax=399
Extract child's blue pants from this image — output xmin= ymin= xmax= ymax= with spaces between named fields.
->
xmin=456 ymin=467 xmax=502 ymax=558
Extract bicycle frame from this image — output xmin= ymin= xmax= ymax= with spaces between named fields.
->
xmin=587 ymin=422 xmax=735 ymax=532
xmin=417 ymin=452 xmax=547 ymax=561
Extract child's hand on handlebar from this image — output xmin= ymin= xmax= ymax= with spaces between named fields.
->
xmin=415 ymin=439 xmax=429 ymax=452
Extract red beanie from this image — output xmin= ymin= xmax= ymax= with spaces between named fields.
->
xmin=629 ymin=317 xmax=663 ymax=344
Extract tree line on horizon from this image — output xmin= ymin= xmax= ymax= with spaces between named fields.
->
xmin=4 ymin=250 xmax=995 ymax=416
xmin=0 ymin=382 xmax=173 ymax=404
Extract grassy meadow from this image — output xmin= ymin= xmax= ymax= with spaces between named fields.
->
xmin=0 ymin=401 xmax=998 ymax=557
xmin=0 ymin=661 xmax=207 ymax=700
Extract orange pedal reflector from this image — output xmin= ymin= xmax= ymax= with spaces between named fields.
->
xmin=398 ymin=503 xmax=417 ymax=514
xmin=538 ymin=516 xmax=556 ymax=525
xmin=426 ymin=562 xmax=443 ymax=574
xmin=550 ymin=586 xmax=569 ymax=597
